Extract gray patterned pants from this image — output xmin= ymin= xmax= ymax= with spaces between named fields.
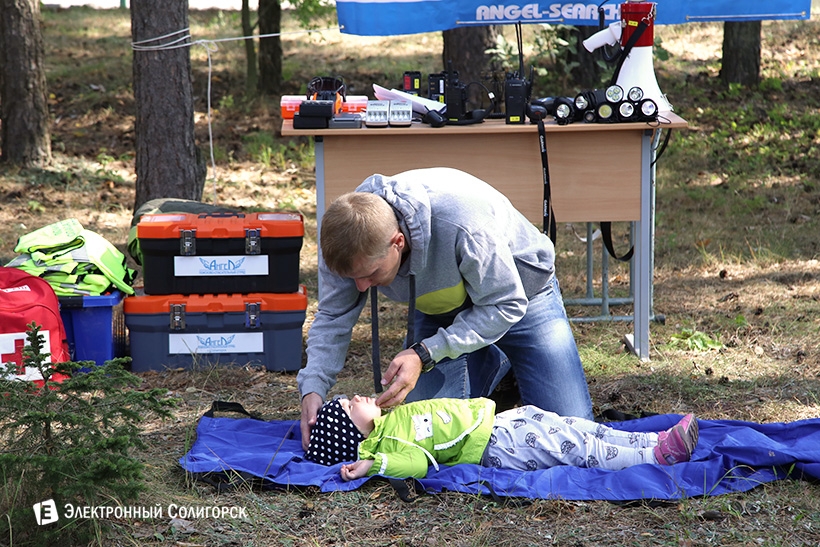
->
xmin=481 ymin=405 xmax=660 ymax=471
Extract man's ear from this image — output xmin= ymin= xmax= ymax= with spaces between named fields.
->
xmin=393 ymin=231 xmax=406 ymax=251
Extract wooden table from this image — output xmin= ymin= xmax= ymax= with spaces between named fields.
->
xmin=282 ymin=114 xmax=688 ymax=360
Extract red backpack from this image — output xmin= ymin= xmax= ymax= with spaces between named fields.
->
xmin=0 ymin=267 xmax=70 ymax=386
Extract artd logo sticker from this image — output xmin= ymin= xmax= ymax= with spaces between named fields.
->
xmin=168 ymin=332 xmax=264 ymax=354
xmin=195 ymin=334 xmax=236 ymax=349
xmin=33 ymin=499 xmax=59 ymax=525
xmin=174 ymin=255 xmax=269 ymax=277
xmin=198 ymin=257 xmax=245 ymax=272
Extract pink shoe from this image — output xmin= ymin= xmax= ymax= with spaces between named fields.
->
xmin=654 ymin=414 xmax=699 ymax=465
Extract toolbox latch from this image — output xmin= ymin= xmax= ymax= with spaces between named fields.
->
xmin=246 ymin=302 xmax=261 ymax=328
xmin=245 ymin=228 xmax=261 ymax=255
xmin=180 ymin=229 xmax=197 ymax=256
xmin=170 ymin=304 xmax=186 ymax=330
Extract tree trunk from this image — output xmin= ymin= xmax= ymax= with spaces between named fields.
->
xmin=242 ymin=0 xmax=259 ymax=96
xmin=258 ymin=0 xmax=282 ymax=95
xmin=721 ymin=21 xmax=761 ymax=87
xmin=131 ymin=1 xmax=204 ymax=212
xmin=0 ymin=0 xmax=51 ymax=167
xmin=564 ymin=26 xmax=606 ymax=90
xmin=442 ymin=26 xmax=499 ymax=106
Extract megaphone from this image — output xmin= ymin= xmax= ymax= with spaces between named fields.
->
xmin=583 ymin=1 xmax=673 ymax=114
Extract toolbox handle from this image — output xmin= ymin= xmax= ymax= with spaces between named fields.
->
xmin=197 ymin=212 xmax=246 ymax=219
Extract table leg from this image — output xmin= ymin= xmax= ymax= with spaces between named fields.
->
xmin=632 ymin=129 xmax=653 ymax=360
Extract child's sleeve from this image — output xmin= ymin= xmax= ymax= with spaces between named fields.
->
xmin=366 ymin=449 xmax=433 ymax=479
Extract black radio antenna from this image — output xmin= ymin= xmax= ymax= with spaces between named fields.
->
xmin=597 ymin=0 xmax=620 ymax=62
xmin=515 ymin=21 xmax=524 ymax=77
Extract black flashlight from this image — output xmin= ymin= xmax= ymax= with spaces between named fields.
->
xmin=553 ymin=97 xmax=576 ymax=125
xmin=618 ymin=100 xmax=637 ymax=122
xmin=597 ymin=102 xmax=614 ymax=122
xmin=637 ymin=98 xmax=658 ymax=121
xmin=605 ymin=84 xmax=624 ymax=103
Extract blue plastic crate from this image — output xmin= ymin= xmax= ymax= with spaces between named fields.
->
xmin=59 ymin=291 xmax=125 ymax=367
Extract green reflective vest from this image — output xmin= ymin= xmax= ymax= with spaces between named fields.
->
xmin=7 ymin=219 xmax=136 ymax=296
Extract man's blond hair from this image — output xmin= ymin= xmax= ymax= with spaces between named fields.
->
xmin=321 ymin=192 xmax=398 ymax=276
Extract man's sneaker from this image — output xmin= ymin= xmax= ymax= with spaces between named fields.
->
xmin=654 ymin=414 xmax=699 ymax=465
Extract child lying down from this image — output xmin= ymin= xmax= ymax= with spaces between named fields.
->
xmin=304 ymin=396 xmax=698 ymax=481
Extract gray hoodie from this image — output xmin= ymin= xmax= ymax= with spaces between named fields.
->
xmin=297 ymin=167 xmax=556 ymax=400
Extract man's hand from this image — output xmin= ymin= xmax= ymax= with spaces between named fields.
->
xmin=341 ymin=459 xmax=374 ymax=481
xmin=300 ymin=392 xmax=324 ymax=451
xmin=375 ymin=348 xmax=422 ymax=407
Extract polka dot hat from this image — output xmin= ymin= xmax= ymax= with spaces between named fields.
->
xmin=305 ymin=399 xmax=366 ymax=466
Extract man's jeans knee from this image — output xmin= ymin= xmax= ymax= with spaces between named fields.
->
xmin=406 ymin=278 xmax=593 ymax=420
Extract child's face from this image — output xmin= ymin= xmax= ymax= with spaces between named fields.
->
xmin=338 ymin=395 xmax=381 ymax=436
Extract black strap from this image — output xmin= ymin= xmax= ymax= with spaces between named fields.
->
xmin=601 ymin=127 xmax=673 ymax=262
xmin=609 ymin=498 xmax=678 ymax=508
xmin=203 ymin=400 xmax=263 ymax=420
xmin=596 ymin=408 xmax=658 ymax=422
xmin=599 ymin=19 xmax=649 ymax=262
xmin=387 ymin=476 xmax=532 ymax=506
xmin=465 ymin=480 xmax=533 ymax=507
xmin=609 ymin=20 xmax=649 ymax=87
xmin=406 ymin=275 xmax=416 ymax=345
xmin=386 ymin=476 xmax=428 ymax=502
xmin=536 ymin=118 xmax=556 ymax=243
xmin=600 ymin=222 xmax=633 ymax=262
xmin=651 ymin=127 xmax=673 ymax=166
xmin=191 ymin=401 xmax=268 ymax=492
xmin=370 ymin=287 xmax=383 ymax=393
xmin=192 ymin=470 xmax=263 ymax=493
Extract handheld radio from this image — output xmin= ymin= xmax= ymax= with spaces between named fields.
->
xmin=428 ymin=73 xmax=446 ymax=103
xmin=505 ymin=23 xmax=530 ymax=124
xmin=403 ymin=71 xmax=422 ymax=95
xmin=505 ymin=74 xmax=527 ymax=124
xmin=444 ymin=61 xmax=467 ymax=122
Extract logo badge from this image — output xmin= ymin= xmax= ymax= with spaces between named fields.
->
xmin=174 ymin=255 xmax=268 ymax=277
xmin=33 ymin=499 xmax=59 ymax=525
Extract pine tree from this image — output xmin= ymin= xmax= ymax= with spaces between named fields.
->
xmin=0 ymin=323 xmax=177 ymax=546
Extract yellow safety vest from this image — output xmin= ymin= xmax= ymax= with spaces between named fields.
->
xmin=7 ymin=219 xmax=135 ymax=296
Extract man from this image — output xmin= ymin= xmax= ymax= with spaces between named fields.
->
xmin=298 ymin=168 xmax=593 ymax=449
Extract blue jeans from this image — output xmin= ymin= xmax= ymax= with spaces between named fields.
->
xmin=405 ymin=277 xmax=594 ymax=421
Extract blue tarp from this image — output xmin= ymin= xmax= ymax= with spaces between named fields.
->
xmin=180 ymin=413 xmax=820 ymax=500
xmin=336 ymin=1 xmax=811 ymax=36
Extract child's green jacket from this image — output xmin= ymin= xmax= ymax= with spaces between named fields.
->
xmin=359 ymin=397 xmax=496 ymax=479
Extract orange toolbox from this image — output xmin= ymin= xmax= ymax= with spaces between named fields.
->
xmin=124 ymin=288 xmax=307 ymax=372
xmin=137 ymin=212 xmax=302 ymax=295
xmin=280 ymin=94 xmax=368 ymax=119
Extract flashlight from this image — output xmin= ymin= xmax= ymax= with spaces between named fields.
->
xmin=605 ymin=85 xmax=624 ymax=103
xmin=575 ymin=93 xmax=589 ymax=112
xmin=597 ymin=102 xmax=614 ymax=121
xmin=618 ymin=101 xmax=636 ymax=121
xmin=553 ymin=97 xmax=576 ymax=125
xmin=575 ymin=89 xmax=607 ymax=123
xmin=638 ymin=98 xmax=658 ymax=121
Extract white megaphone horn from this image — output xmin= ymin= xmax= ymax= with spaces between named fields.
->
xmin=582 ymin=2 xmax=673 ymax=114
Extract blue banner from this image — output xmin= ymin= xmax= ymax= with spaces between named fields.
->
xmin=336 ymin=0 xmax=811 ymax=36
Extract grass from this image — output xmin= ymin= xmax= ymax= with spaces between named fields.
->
xmin=1 ymin=4 xmax=819 ymax=546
